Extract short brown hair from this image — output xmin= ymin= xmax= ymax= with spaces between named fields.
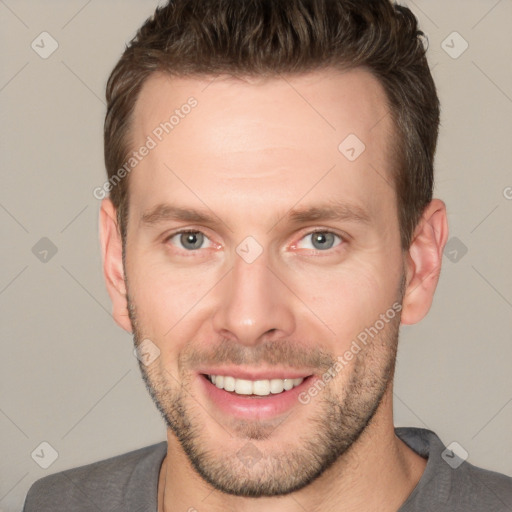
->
xmin=104 ymin=0 xmax=439 ymax=250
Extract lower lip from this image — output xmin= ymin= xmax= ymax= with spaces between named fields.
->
xmin=199 ymin=374 xmax=316 ymax=420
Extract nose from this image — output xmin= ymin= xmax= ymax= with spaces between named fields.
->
xmin=211 ymin=251 xmax=296 ymax=347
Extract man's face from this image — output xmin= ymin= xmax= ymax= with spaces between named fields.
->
xmin=122 ymin=68 xmax=406 ymax=496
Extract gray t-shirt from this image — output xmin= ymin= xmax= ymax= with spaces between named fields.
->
xmin=22 ymin=427 xmax=512 ymax=511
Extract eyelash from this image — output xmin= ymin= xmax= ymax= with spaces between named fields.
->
xmin=164 ymin=228 xmax=345 ymax=255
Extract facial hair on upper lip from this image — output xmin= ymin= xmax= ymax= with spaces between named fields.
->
xmin=177 ymin=336 xmax=337 ymax=377
xmin=124 ymin=272 xmax=406 ymax=497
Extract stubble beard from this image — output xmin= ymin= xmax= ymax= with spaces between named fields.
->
xmin=126 ymin=281 xmax=403 ymax=497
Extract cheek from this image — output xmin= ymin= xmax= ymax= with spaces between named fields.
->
xmin=127 ymin=252 xmax=220 ymax=336
xmin=289 ymin=259 xmax=399 ymax=344
xmin=127 ymin=251 xmax=223 ymax=346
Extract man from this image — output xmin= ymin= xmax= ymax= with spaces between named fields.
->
xmin=23 ymin=0 xmax=512 ymax=511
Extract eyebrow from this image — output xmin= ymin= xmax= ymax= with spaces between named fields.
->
xmin=284 ymin=201 xmax=372 ymax=227
xmin=140 ymin=200 xmax=372 ymax=230
xmin=140 ymin=204 xmax=221 ymax=226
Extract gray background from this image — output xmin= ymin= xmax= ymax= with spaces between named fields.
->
xmin=1 ymin=0 xmax=511 ymax=510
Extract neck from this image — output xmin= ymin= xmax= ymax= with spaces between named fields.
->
xmin=158 ymin=387 xmax=426 ymax=512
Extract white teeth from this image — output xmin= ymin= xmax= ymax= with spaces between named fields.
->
xmin=234 ymin=379 xmax=253 ymax=395
xmin=207 ymin=375 xmax=305 ymax=396
xmin=223 ymin=376 xmax=235 ymax=392
xmin=270 ymin=379 xmax=284 ymax=393
xmin=283 ymin=379 xmax=294 ymax=391
xmin=253 ymin=380 xmax=270 ymax=396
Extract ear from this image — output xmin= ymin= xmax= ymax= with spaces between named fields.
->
xmin=401 ymin=198 xmax=449 ymax=325
xmin=99 ymin=198 xmax=133 ymax=333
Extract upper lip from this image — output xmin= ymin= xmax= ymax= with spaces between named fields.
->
xmin=198 ymin=366 xmax=314 ymax=381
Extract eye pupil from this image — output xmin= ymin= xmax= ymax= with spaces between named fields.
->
xmin=180 ymin=232 xmax=203 ymax=250
xmin=312 ymin=232 xmax=335 ymax=250
xmin=173 ymin=231 xmax=338 ymax=252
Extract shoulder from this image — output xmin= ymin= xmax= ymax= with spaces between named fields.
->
xmin=22 ymin=441 xmax=167 ymax=512
xmin=396 ymin=427 xmax=512 ymax=511
xmin=455 ymin=460 xmax=512 ymax=511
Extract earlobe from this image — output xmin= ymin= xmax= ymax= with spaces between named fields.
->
xmin=99 ymin=198 xmax=133 ymax=333
xmin=401 ymin=199 xmax=449 ymax=325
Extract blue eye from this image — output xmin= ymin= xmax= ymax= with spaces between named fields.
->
xmin=297 ymin=231 xmax=342 ymax=251
xmin=165 ymin=229 xmax=343 ymax=254
xmin=167 ymin=230 xmax=212 ymax=251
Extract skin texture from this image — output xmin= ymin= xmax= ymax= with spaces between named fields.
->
xmin=100 ymin=68 xmax=448 ymax=512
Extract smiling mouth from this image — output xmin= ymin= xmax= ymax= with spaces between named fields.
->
xmin=204 ymin=374 xmax=311 ymax=397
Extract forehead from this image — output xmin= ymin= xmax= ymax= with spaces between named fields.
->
xmin=127 ymin=68 xmax=396 ymax=228
xmin=132 ymin=68 xmax=393 ymax=153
